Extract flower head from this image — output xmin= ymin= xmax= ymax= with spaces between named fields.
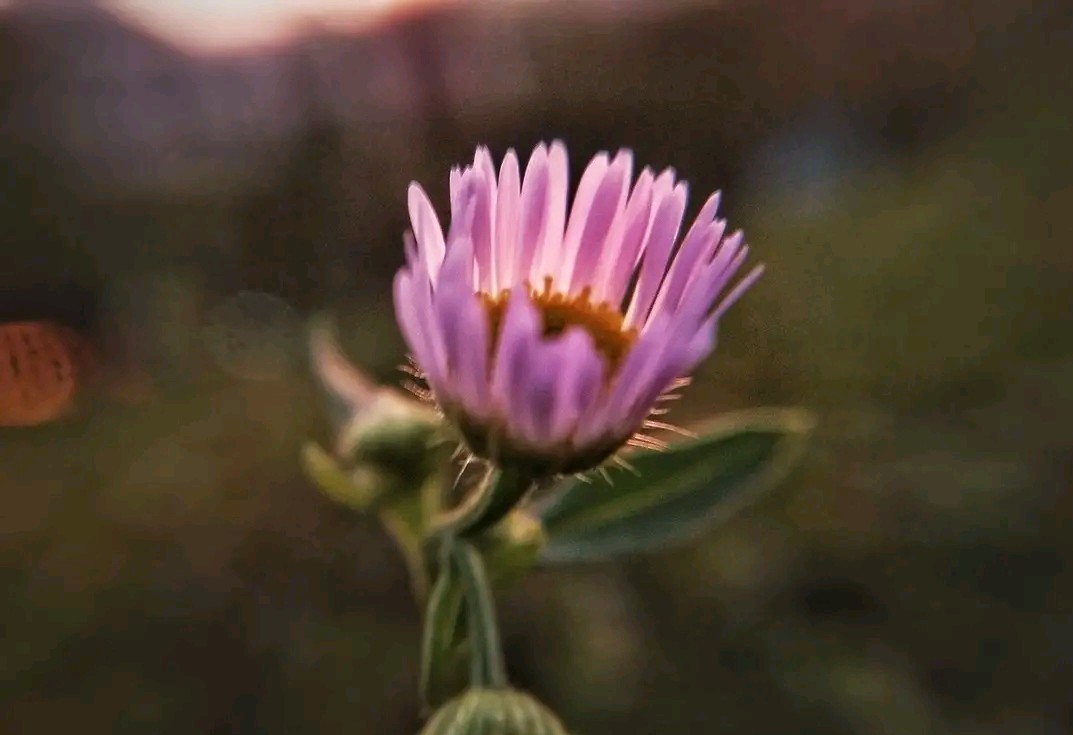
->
xmin=394 ymin=142 xmax=763 ymax=476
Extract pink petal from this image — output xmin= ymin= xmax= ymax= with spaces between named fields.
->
xmin=518 ymin=337 xmax=560 ymax=445
xmin=490 ymin=288 xmax=542 ymax=422
xmin=676 ymin=232 xmax=749 ymax=325
xmin=393 ymin=266 xmax=446 ymax=393
xmin=434 ymin=279 xmax=491 ymax=417
xmin=548 ymin=150 xmax=609 ymax=283
xmin=402 ymin=231 xmax=419 ymax=269
xmin=516 ymin=143 xmax=549 ymax=286
xmin=565 ymin=149 xmax=633 ymax=292
xmin=441 ymin=188 xmax=479 ymax=290
xmin=531 ymin=140 xmax=570 ymax=286
xmin=494 ymin=149 xmax=521 ymax=292
xmin=624 ymin=180 xmax=689 ymax=329
xmin=449 ymin=166 xmax=463 ymax=207
xmin=591 ymin=166 xmax=655 ymax=304
xmin=574 ymin=312 xmax=670 ymax=446
xmin=685 ymin=314 xmax=719 ymax=371
xmin=408 ymin=183 xmax=446 ymax=282
xmin=713 ymin=262 xmax=765 ymax=320
xmin=617 ymin=315 xmax=719 ymax=432
xmin=462 ymin=160 xmax=497 ymax=293
xmin=650 ymin=191 xmax=722 ymax=307
xmin=549 ymin=327 xmax=605 ymax=444
xmin=600 ymin=167 xmax=677 ymax=308
xmin=649 ymin=216 xmax=726 ymax=321
xmin=617 ymin=339 xmax=695 ymax=434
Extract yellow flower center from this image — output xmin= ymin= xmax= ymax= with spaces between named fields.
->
xmin=480 ymin=276 xmax=637 ymax=374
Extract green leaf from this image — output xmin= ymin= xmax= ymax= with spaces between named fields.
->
xmin=538 ymin=407 xmax=816 ymax=562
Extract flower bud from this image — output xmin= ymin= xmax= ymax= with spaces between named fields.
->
xmin=309 ymin=321 xmax=447 ymax=498
xmin=335 ymin=386 xmax=442 ymax=477
xmin=420 ymin=688 xmax=569 ymax=735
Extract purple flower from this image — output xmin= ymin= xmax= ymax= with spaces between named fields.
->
xmin=394 ymin=142 xmax=763 ymax=476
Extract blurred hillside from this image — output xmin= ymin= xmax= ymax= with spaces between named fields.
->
xmin=2 ymin=0 xmax=1072 ymax=733
xmin=2 ymin=0 xmax=1057 ymax=329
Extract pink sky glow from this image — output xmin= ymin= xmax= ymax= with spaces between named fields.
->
xmin=105 ymin=0 xmax=457 ymax=52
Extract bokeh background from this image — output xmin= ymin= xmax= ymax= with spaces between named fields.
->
xmin=2 ymin=0 xmax=1071 ymax=732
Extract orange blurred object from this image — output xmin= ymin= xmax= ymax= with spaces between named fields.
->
xmin=0 ymin=321 xmax=150 ymax=427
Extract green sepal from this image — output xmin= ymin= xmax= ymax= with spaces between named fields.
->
xmin=432 ymin=466 xmax=535 ymax=538
xmin=301 ymin=441 xmax=389 ymax=511
xmin=539 ymin=407 xmax=816 ymax=562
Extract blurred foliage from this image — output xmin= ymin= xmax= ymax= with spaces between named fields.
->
xmin=1 ymin=0 xmax=1072 ymax=733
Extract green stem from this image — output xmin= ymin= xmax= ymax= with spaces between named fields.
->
xmin=418 ymin=551 xmax=465 ymax=710
xmin=433 ymin=465 xmax=534 ymax=538
xmin=451 ymin=539 xmax=507 ymax=689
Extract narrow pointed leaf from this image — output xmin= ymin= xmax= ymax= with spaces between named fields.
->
xmin=539 ymin=407 xmax=815 ymax=562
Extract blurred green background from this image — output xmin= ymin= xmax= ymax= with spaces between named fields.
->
xmin=2 ymin=0 xmax=1072 ymax=732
